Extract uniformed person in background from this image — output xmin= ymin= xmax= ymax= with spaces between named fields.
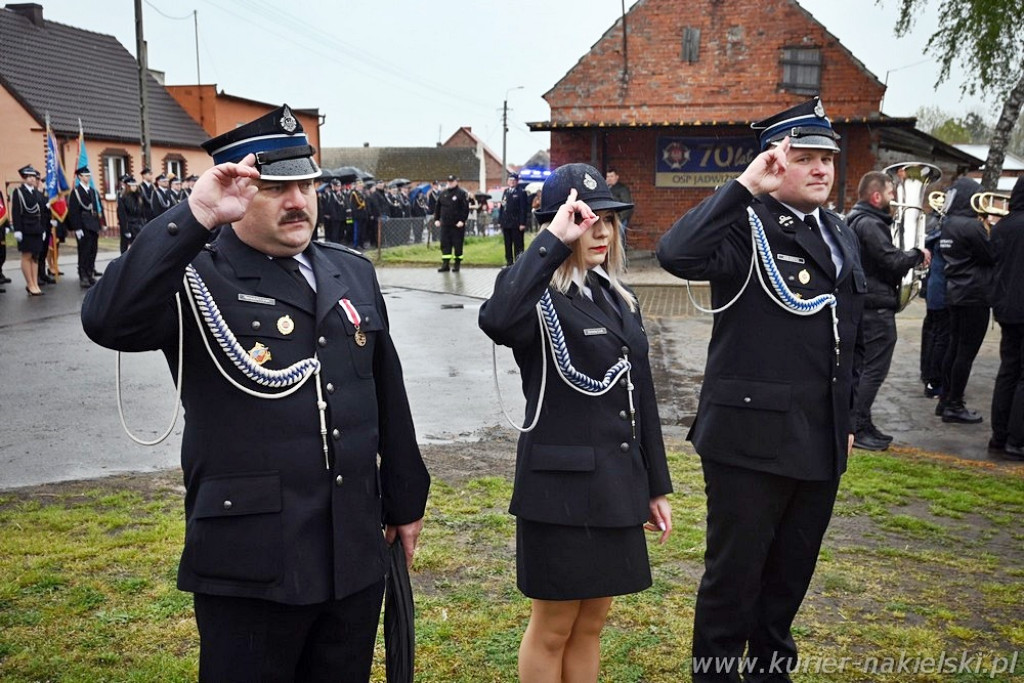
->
xmin=116 ymin=174 xmax=146 ymax=253
xmin=169 ymin=175 xmax=185 ymax=205
xmin=499 ymin=171 xmax=530 ymax=266
xmin=10 ymin=164 xmax=47 ymax=295
xmin=67 ymin=165 xmax=102 ymax=289
xmin=658 ymin=97 xmax=864 ymax=683
xmin=349 ymin=178 xmax=370 ymax=249
xmin=81 ymin=104 xmax=430 ymax=682
xmin=184 ymin=174 xmax=199 ymax=197
xmin=433 ymin=174 xmax=470 ymax=272
xmin=138 ymin=167 xmax=155 ymax=221
xmin=149 ymin=173 xmax=173 ymax=218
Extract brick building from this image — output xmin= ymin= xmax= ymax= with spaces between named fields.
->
xmin=529 ymin=0 xmax=980 ymax=250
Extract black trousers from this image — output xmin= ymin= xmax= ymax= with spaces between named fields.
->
xmin=502 ymin=227 xmax=524 ymax=265
xmin=692 ymin=461 xmax=839 ymax=683
xmin=324 ymin=220 xmax=343 ymax=244
xmin=193 ymin=579 xmax=385 ymax=683
xmin=76 ymin=230 xmax=98 ymax=278
xmin=440 ymin=224 xmax=465 ymax=262
xmin=990 ymin=322 xmax=1024 ymax=446
xmin=38 ymin=228 xmax=51 ymax=277
xmin=941 ymin=305 xmax=990 ymax=404
xmin=851 ymin=308 xmax=897 ymax=431
xmin=921 ymin=308 xmax=950 ymax=388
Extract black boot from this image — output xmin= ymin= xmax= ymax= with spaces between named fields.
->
xmin=942 ymin=401 xmax=983 ymax=424
xmin=452 ymin=259 xmax=461 ymax=272
xmin=437 ymin=260 xmax=450 ymax=272
xmin=79 ymin=275 xmax=92 ymax=289
xmin=934 ymin=398 xmax=948 ymax=417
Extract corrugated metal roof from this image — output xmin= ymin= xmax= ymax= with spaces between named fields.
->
xmin=0 ymin=6 xmax=208 ymax=147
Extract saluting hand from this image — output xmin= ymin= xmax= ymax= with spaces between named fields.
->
xmin=546 ymin=188 xmax=599 ymax=244
xmin=188 ymin=153 xmax=261 ymax=230
xmin=737 ymin=136 xmax=791 ymax=197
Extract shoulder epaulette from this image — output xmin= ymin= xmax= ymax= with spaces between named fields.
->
xmin=318 ymin=241 xmax=370 ymax=262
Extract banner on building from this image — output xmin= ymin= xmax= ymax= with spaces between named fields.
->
xmin=655 ymin=136 xmax=760 ymax=188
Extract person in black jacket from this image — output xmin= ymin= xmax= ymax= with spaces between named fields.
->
xmin=80 ymin=106 xmax=430 ymax=681
xmin=987 ymin=176 xmax=1024 ymax=458
xmin=10 ymin=164 xmax=47 ymax=295
xmin=920 ymin=212 xmax=949 ymax=399
xmin=846 ymin=171 xmax=929 ymax=450
xmin=149 ymin=173 xmax=173 ymax=218
xmin=938 ymin=176 xmax=994 ymax=423
xmin=67 ymin=165 xmax=102 ymax=288
xmin=658 ymin=97 xmax=864 ymax=683
xmin=480 ymin=163 xmax=672 ymax=683
xmin=499 ymin=172 xmax=530 ymax=265
xmin=116 ymin=174 xmax=146 ymax=253
xmin=433 ymin=174 xmax=470 ymax=271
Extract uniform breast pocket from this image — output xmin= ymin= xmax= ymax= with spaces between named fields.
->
xmin=775 ymin=259 xmax=818 ymax=294
xmin=189 ymin=471 xmax=282 ymax=583
xmin=336 ymin=301 xmax=384 ymax=378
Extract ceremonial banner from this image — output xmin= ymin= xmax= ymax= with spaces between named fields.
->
xmin=0 ymin=193 xmax=8 ymax=227
xmin=76 ymin=119 xmax=102 ymax=214
xmin=655 ymin=136 xmax=760 ymax=188
xmin=45 ymin=116 xmax=70 ymax=221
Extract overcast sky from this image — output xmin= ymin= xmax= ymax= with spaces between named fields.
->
xmin=35 ymin=0 xmax=988 ymax=166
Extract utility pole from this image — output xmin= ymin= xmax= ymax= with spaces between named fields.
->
xmin=502 ymin=86 xmax=524 ymax=182
xmin=134 ymin=0 xmax=151 ymax=169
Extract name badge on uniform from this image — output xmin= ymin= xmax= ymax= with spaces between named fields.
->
xmin=584 ymin=327 xmax=608 ymax=336
xmin=238 ymin=293 xmax=276 ymax=306
xmin=776 ymin=253 xmax=805 ymax=264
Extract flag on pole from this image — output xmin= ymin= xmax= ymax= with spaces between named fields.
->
xmin=75 ymin=118 xmax=102 ymax=214
xmin=45 ymin=114 xmax=70 ymax=221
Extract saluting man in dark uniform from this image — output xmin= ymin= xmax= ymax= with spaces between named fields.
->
xmin=499 ymin=171 xmax=530 ymax=266
xmin=658 ymin=97 xmax=865 ymax=683
xmin=81 ymin=105 xmax=430 ymax=682
xmin=67 ymin=165 xmax=102 ymax=288
xmin=433 ymin=174 xmax=470 ymax=272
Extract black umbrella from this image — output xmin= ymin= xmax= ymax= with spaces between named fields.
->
xmin=391 ymin=178 xmax=412 ymax=187
xmin=474 ymin=192 xmax=491 ymax=202
xmin=385 ymin=537 xmax=415 ymax=683
xmin=328 ymin=166 xmax=364 ymax=183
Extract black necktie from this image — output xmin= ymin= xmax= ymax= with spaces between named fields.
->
xmin=585 ymin=271 xmax=619 ymax=320
xmin=802 ymin=214 xmax=834 ymax=274
xmin=276 ymin=257 xmax=315 ymax=296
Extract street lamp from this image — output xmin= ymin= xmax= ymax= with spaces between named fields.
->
xmin=502 ymin=86 xmax=524 ymax=183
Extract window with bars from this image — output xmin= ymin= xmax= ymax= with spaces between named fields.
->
xmin=682 ymin=27 xmax=701 ymax=63
xmin=780 ymin=47 xmax=821 ymax=94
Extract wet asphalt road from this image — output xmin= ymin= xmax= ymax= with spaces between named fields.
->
xmin=0 ymin=252 xmax=524 ymax=490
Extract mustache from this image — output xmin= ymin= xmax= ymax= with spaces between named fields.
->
xmin=279 ymin=210 xmax=311 ymax=224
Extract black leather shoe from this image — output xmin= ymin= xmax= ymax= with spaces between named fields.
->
xmin=92 ymin=270 xmax=103 ymax=278
xmin=0 ymin=275 xmax=11 ymax=284
xmin=853 ymin=432 xmax=890 ymax=451
xmin=935 ymin=400 xmax=947 ymax=417
xmin=1003 ymin=443 xmax=1024 ymax=460
xmin=40 ymin=274 xmax=56 ymax=285
xmin=924 ymin=383 xmax=943 ymax=398
xmin=988 ymin=438 xmax=1007 ymax=453
xmin=79 ymin=277 xmax=92 ymax=289
xmin=867 ymin=424 xmax=894 ymax=443
xmin=942 ymin=403 xmax=983 ymax=424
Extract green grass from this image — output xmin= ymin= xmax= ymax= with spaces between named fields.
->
xmin=0 ymin=447 xmax=1021 ymax=682
xmin=375 ymin=234 xmax=536 ymax=267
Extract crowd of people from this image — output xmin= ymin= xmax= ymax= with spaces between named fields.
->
xmin=0 ymin=93 xmax=1018 ymax=682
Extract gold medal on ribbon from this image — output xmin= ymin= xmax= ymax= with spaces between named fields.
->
xmin=354 ymin=328 xmax=367 ymax=347
xmin=248 ymin=341 xmax=272 ymax=365
xmin=798 ymin=269 xmax=811 ymax=285
xmin=277 ymin=315 xmax=295 ymax=335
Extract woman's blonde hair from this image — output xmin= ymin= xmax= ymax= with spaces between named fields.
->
xmin=543 ymin=211 xmax=637 ymax=312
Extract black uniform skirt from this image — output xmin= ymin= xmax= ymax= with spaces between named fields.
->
xmin=516 ymin=517 xmax=652 ymax=600
xmin=17 ymin=233 xmax=43 ymax=254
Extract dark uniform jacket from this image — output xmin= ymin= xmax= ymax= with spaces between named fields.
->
xmin=150 ymin=186 xmax=173 ymax=218
xmin=139 ymin=181 xmax=155 ymax=221
xmin=117 ymin=191 xmax=146 ymax=239
xmin=657 ymin=180 xmax=865 ymax=481
xmin=433 ymin=186 xmax=469 ymax=227
xmin=846 ymin=200 xmax=924 ymax=310
xmin=68 ymin=184 xmax=101 ymax=233
xmin=940 ymin=176 xmax=993 ymax=308
xmin=10 ymin=185 xmax=47 ymax=235
xmin=499 ymin=184 xmax=530 ymax=230
xmin=479 ymin=230 xmax=673 ymax=526
xmin=81 ymin=201 xmax=430 ymax=605
xmin=990 ymin=177 xmax=1024 ymax=324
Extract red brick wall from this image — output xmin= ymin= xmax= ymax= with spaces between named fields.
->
xmin=545 ymin=0 xmax=890 ymax=250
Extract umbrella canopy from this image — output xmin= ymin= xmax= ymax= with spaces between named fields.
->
xmin=325 ymin=166 xmax=366 ymax=183
xmin=391 ymin=178 xmax=411 ymax=187
xmin=473 ymin=192 xmax=491 ymax=202
xmin=384 ymin=538 xmax=415 ymax=683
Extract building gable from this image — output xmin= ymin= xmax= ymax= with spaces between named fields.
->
xmin=0 ymin=4 xmax=208 ymax=147
xmin=543 ymin=0 xmax=885 ymax=125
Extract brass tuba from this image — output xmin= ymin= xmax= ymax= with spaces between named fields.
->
xmin=970 ymin=191 xmax=1010 ymax=217
xmin=884 ymin=162 xmax=943 ymax=311
xmin=928 ymin=190 xmax=946 ymax=214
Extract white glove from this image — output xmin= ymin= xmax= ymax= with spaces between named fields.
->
xmin=50 ymin=219 xmax=58 ymax=227
xmin=124 ymin=233 xmax=132 ymax=239
xmin=14 ymin=231 xmax=23 ymax=241
xmin=75 ymin=230 xmax=84 ymax=239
